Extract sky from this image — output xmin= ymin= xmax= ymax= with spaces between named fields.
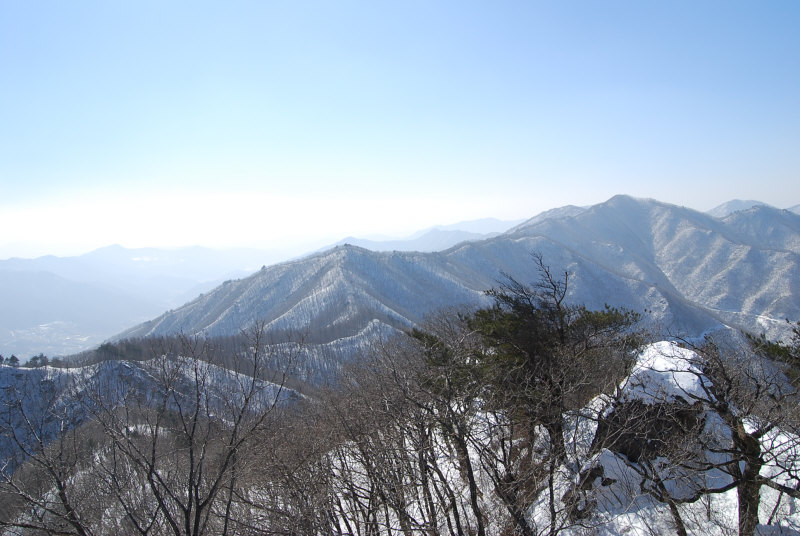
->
xmin=1 ymin=1 xmax=799 ymax=258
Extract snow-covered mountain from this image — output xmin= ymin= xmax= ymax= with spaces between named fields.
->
xmin=0 ymin=246 xmax=280 ymax=358
xmin=334 ymin=228 xmax=493 ymax=252
xmin=331 ymin=217 xmax=523 ymax=252
xmin=706 ymin=199 xmax=773 ymax=218
xmin=118 ymin=196 xmax=800 ymax=361
xmin=0 ymin=221 xmax=521 ymax=359
xmin=0 ymin=356 xmax=298 ymax=474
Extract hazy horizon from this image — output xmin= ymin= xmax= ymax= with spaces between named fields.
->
xmin=2 ymin=2 xmax=798 ymax=258
xmin=2 ymin=195 xmax=797 ymax=261
xmin=0 ymin=213 xmax=525 ymax=260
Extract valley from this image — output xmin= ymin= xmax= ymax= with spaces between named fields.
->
xmin=1 ymin=195 xmax=799 ymax=535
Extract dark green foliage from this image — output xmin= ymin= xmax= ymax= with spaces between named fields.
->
xmin=467 ymin=254 xmax=642 ymax=461
xmin=24 ymin=353 xmax=48 ymax=368
xmin=472 ymin=263 xmax=639 ymax=398
xmin=409 ymin=326 xmax=480 ymax=398
xmin=95 ymin=339 xmax=147 ymax=362
xmin=748 ymin=320 xmax=800 ymax=381
xmin=469 ymin=303 xmax=639 ymax=391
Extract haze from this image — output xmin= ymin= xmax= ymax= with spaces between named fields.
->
xmin=1 ymin=1 xmax=799 ymax=258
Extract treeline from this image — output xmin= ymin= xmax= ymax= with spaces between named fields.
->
xmin=0 ymin=353 xmax=64 ymax=368
xmin=0 ymin=354 xmax=20 ymax=366
xmin=1 ymin=342 xmax=147 ymax=368
xmin=1 ymin=255 xmax=799 ymax=535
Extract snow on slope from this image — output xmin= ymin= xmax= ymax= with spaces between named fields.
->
xmin=498 ymin=196 xmax=800 ymax=339
xmin=557 ymin=342 xmax=800 ymax=535
xmin=119 ymin=245 xmax=492 ymax=342
xmin=707 ymin=199 xmax=772 ymax=218
xmin=117 ymin=196 xmax=800 ymax=374
xmin=334 ymin=228 xmax=491 ymax=252
xmin=622 ymin=340 xmax=705 ymax=403
xmin=0 ymin=358 xmax=297 ymax=472
xmin=508 ymin=203 xmax=588 ymax=232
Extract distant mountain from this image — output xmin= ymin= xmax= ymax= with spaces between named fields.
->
xmin=333 ymin=217 xmax=523 ymax=252
xmin=0 ymin=218 xmax=519 ymax=359
xmin=118 ymin=195 xmax=800 ymax=378
xmin=790 ymin=204 xmax=800 ymax=215
xmin=0 ymin=270 xmax=160 ymax=357
xmin=0 ymin=245 xmax=280 ymax=288
xmin=419 ymin=217 xmax=524 ymax=235
xmin=508 ymin=204 xmax=587 ymax=231
xmin=335 ymin=229 xmax=491 ymax=252
xmin=706 ymin=199 xmax=771 ymax=218
xmin=0 ymin=246 xmax=284 ymax=358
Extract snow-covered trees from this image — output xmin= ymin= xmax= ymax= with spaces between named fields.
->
xmin=469 ymin=253 xmax=641 ymax=458
xmin=0 ymin=367 xmax=98 ymax=535
xmin=256 ymin=255 xmax=645 ymax=536
xmin=580 ymin=335 xmax=800 ymax=536
xmin=2 ymin=257 xmax=800 ymax=535
xmin=1 ymin=325 xmax=298 ymax=536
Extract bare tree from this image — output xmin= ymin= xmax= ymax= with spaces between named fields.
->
xmin=0 ymin=366 xmax=99 ymax=535
xmin=465 ymin=253 xmax=641 ymax=535
xmin=690 ymin=338 xmax=800 ymax=535
xmin=588 ymin=333 xmax=800 ymax=536
xmin=85 ymin=325 xmax=296 ymax=536
xmin=1 ymin=323 xmax=299 ymax=536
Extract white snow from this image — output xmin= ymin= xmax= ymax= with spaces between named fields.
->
xmin=622 ymin=340 xmax=707 ymax=404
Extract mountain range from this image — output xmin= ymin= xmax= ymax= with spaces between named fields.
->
xmin=706 ymin=199 xmax=800 ymax=218
xmin=3 ymin=195 xmax=798 ymax=364
xmin=116 ymin=195 xmax=800 ymax=381
xmin=0 ymin=219 xmax=520 ymax=358
xmin=332 ymin=218 xmax=524 ymax=252
xmin=2 ymin=194 xmax=800 ymax=533
xmin=0 ymin=246 xmax=268 ymax=357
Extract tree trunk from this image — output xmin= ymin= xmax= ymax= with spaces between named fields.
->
xmin=544 ymin=416 xmax=566 ymax=464
xmin=493 ymin=476 xmax=537 ymax=536
xmin=452 ymin=432 xmax=486 ymax=536
xmin=738 ymin=478 xmax=761 ymax=536
xmin=667 ymin=498 xmax=688 ymax=536
xmin=734 ymin=423 xmax=763 ymax=536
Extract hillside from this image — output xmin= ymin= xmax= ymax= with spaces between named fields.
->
xmin=4 ymin=334 xmax=800 ymax=535
xmin=118 ymin=196 xmax=800 ymax=353
xmin=0 ymin=246 xmax=268 ymax=357
xmin=706 ymin=199 xmax=772 ymax=218
xmin=3 ymin=193 xmax=800 ymax=533
xmin=0 ymin=220 xmax=520 ymax=359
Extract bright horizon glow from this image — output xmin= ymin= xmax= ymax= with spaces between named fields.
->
xmin=0 ymin=188 xmax=527 ymax=257
xmin=2 ymin=2 xmax=799 ymax=259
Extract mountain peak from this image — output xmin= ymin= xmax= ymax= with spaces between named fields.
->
xmin=509 ymin=205 xmax=587 ymax=233
xmin=707 ymin=199 xmax=771 ymax=219
xmin=116 ymin=196 xmax=800 ymax=357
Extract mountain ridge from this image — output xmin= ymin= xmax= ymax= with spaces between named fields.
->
xmin=706 ymin=198 xmax=772 ymax=218
xmin=117 ymin=196 xmax=800 ymax=360
xmin=0 ymin=219 xmax=517 ymax=358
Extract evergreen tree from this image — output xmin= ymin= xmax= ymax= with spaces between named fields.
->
xmin=469 ymin=253 xmax=641 ymax=461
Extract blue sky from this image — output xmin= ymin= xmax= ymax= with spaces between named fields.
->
xmin=1 ymin=1 xmax=798 ymax=257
